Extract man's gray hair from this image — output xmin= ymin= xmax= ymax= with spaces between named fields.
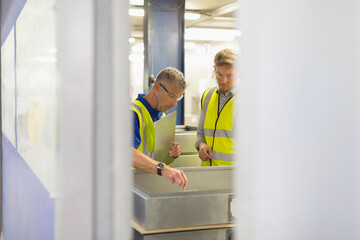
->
xmin=155 ymin=67 xmax=186 ymax=90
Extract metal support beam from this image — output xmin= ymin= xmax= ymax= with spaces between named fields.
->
xmin=144 ymin=0 xmax=185 ymax=125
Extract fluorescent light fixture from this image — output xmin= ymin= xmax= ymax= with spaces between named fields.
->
xmin=129 ymin=8 xmax=144 ymax=17
xmin=185 ymin=12 xmax=201 ymax=20
xmin=185 ymin=28 xmax=241 ymax=42
xmin=129 ymin=54 xmax=144 ymax=62
xmin=184 ymin=42 xmax=197 ymax=50
xmin=129 ymin=0 xmax=144 ymax=5
xmin=131 ymin=43 xmax=144 ymax=52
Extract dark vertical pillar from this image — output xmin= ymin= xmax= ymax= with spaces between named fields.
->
xmin=144 ymin=0 xmax=185 ymax=125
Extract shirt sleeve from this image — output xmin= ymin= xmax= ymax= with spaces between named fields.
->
xmin=133 ymin=112 xmax=141 ymax=149
xmin=195 ymin=104 xmax=207 ymax=150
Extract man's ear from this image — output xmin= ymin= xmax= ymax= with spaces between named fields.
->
xmin=154 ymin=82 xmax=159 ymax=92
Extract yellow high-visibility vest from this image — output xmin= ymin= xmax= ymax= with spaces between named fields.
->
xmin=131 ymin=100 xmax=155 ymax=158
xmin=201 ymin=87 xmax=235 ymax=166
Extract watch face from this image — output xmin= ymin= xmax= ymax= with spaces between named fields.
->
xmin=157 ymin=163 xmax=165 ymax=176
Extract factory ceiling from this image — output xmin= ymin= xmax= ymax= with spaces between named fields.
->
xmin=129 ymin=0 xmax=238 ymax=40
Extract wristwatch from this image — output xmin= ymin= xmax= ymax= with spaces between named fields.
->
xmin=156 ymin=162 xmax=166 ymax=176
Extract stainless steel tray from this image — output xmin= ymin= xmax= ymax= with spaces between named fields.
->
xmin=174 ymin=131 xmax=197 ymax=154
xmin=133 ymin=228 xmax=232 ymax=240
xmin=133 ymin=166 xmax=234 ymax=230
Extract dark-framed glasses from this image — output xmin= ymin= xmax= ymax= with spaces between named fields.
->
xmin=158 ymin=82 xmax=183 ymax=101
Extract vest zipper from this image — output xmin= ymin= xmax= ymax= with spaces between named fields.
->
xmin=210 ymin=92 xmax=233 ymax=166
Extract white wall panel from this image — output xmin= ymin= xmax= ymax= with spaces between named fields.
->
xmin=235 ymin=0 xmax=360 ymax=239
xmin=15 ymin=0 xmax=58 ymax=196
xmin=1 ymin=28 xmax=16 ymax=146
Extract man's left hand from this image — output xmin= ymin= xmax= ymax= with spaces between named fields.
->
xmin=169 ymin=142 xmax=181 ymax=158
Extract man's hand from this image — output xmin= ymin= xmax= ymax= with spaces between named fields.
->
xmin=168 ymin=142 xmax=181 ymax=158
xmin=162 ymin=166 xmax=188 ymax=189
xmin=198 ymin=142 xmax=213 ymax=161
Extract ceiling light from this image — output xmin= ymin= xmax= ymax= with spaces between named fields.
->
xmin=185 ymin=28 xmax=241 ymax=42
xmin=184 ymin=42 xmax=197 ymax=50
xmin=129 ymin=8 xmax=144 ymax=17
xmin=129 ymin=0 xmax=144 ymax=5
xmin=131 ymin=43 xmax=144 ymax=52
xmin=129 ymin=54 xmax=144 ymax=62
xmin=185 ymin=13 xmax=201 ymax=20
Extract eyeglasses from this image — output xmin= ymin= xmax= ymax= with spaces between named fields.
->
xmin=215 ymin=72 xmax=234 ymax=81
xmin=158 ymin=82 xmax=183 ymax=101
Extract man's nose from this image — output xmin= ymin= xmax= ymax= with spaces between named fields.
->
xmin=220 ymin=77 xmax=228 ymax=83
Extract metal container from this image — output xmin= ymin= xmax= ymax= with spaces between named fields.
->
xmin=172 ymin=125 xmax=201 ymax=167
xmin=133 ymin=166 xmax=234 ymax=231
xmin=133 ymin=228 xmax=233 ymax=240
xmin=174 ymin=125 xmax=197 ymax=154
xmin=170 ymin=155 xmax=201 ymax=167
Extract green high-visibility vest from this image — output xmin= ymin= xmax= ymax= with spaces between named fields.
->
xmin=201 ymin=87 xmax=235 ymax=166
xmin=131 ymin=100 xmax=155 ymax=158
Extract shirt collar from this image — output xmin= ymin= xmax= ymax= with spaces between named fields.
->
xmin=216 ymin=85 xmax=237 ymax=97
xmin=136 ymin=93 xmax=163 ymax=122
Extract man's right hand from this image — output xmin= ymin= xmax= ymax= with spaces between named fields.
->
xmin=198 ymin=142 xmax=213 ymax=161
xmin=162 ymin=166 xmax=188 ymax=189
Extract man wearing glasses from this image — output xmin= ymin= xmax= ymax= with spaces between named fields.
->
xmin=131 ymin=67 xmax=187 ymax=188
xmin=195 ymin=49 xmax=237 ymax=166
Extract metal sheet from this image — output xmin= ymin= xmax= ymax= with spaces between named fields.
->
xmin=174 ymin=132 xmax=197 ymax=154
xmin=133 ymin=166 xmax=234 ymax=230
xmin=154 ymin=111 xmax=177 ymax=165
xmin=170 ymin=155 xmax=201 ymax=167
xmin=133 ymin=228 xmax=232 ymax=240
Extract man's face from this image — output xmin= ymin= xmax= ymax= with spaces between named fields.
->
xmin=214 ymin=65 xmax=234 ymax=94
xmin=155 ymin=81 xmax=184 ymax=113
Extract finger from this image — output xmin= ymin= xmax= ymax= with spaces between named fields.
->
xmin=205 ymin=148 xmax=213 ymax=158
xmin=171 ymin=142 xmax=178 ymax=150
xmin=176 ymin=171 xmax=186 ymax=187
xmin=170 ymin=149 xmax=181 ymax=157
xmin=180 ymin=171 xmax=188 ymax=189
xmin=199 ymin=152 xmax=207 ymax=161
xmin=169 ymin=151 xmax=177 ymax=158
xmin=202 ymin=151 xmax=211 ymax=159
xmin=175 ymin=176 xmax=182 ymax=186
xmin=170 ymin=177 xmax=175 ymax=184
xmin=174 ymin=149 xmax=181 ymax=156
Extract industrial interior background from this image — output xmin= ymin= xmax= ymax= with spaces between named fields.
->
xmin=0 ymin=0 xmax=359 ymax=239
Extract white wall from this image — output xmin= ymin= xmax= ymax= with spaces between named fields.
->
xmin=1 ymin=0 xmax=58 ymax=197
xmin=235 ymin=0 xmax=360 ymax=239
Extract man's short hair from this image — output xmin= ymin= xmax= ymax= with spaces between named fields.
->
xmin=155 ymin=67 xmax=186 ymax=90
xmin=214 ymin=49 xmax=236 ymax=66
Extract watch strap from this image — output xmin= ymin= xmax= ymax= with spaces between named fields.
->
xmin=157 ymin=163 xmax=165 ymax=176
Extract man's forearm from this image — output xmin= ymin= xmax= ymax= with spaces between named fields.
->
xmin=132 ymin=147 xmax=158 ymax=174
xmin=194 ymin=137 xmax=206 ymax=151
xmin=195 ymin=107 xmax=206 ymax=150
xmin=132 ymin=147 xmax=188 ymax=188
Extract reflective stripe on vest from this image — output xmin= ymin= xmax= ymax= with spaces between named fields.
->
xmin=202 ymin=87 xmax=234 ymax=166
xmin=203 ymin=129 xmax=234 ymax=138
xmin=131 ymin=101 xmax=155 ymax=158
